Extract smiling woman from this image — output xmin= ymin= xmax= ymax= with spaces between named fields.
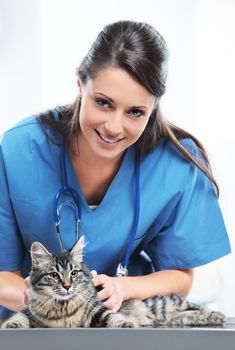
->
xmin=0 ymin=20 xmax=231 ymax=320
xmin=76 ymin=67 xmax=156 ymax=163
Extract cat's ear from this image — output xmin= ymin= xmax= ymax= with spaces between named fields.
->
xmin=30 ymin=242 xmax=52 ymax=267
xmin=69 ymin=236 xmax=85 ymax=263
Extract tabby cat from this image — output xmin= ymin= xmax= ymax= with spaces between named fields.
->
xmin=1 ymin=236 xmax=225 ymax=328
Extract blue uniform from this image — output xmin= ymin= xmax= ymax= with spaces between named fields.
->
xmin=0 ymin=111 xmax=231 ymax=317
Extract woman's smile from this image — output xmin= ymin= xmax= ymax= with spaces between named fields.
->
xmin=95 ymin=129 xmax=125 ymax=146
xmin=77 ymin=67 xmax=156 ymax=161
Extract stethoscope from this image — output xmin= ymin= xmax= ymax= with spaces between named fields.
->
xmin=53 ymin=143 xmax=140 ymax=277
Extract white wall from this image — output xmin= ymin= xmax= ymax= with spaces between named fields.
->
xmin=193 ymin=0 xmax=235 ymax=315
xmin=0 ymin=0 xmax=234 ymax=315
xmin=0 ymin=0 xmax=41 ymax=126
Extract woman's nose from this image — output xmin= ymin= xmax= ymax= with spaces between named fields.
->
xmin=104 ymin=111 xmax=124 ymax=136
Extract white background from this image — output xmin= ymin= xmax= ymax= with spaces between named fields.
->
xmin=0 ymin=0 xmax=235 ymax=315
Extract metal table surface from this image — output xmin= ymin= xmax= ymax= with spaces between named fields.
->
xmin=0 ymin=317 xmax=235 ymax=350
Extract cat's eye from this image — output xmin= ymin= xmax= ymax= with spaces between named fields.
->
xmin=50 ymin=272 xmax=60 ymax=280
xmin=70 ymin=270 xmax=79 ymax=278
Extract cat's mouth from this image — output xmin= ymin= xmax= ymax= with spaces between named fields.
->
xmin=55 ymin=293 xmax=75 ymax=301
xmin=54 ymin=289 xmax=76 ymax=300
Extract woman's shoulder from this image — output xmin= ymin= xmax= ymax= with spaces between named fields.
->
xmin=143 ymin=137 xmax=199 ymax=167
xmin=1 ymin=115 xmax=40 ymax=146
xmin=140 ymin=137 xmax=200 ymax=190
xmin=0 ymin=109 xmax=59 ymax=152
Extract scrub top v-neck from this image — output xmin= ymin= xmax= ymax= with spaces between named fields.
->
xmin=64 ymin=143 xmax=133 ymax=216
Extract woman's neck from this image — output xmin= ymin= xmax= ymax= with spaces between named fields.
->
xmin=68 ymin=137 xmax=125 ymax=205
xmin=69 ymin=135 xmax=125 ymax=172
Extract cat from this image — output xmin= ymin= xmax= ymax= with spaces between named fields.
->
xmin=1 ymin=236 xmax=225 ymax=329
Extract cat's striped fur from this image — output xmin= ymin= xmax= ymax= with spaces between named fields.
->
xmin=1 ymin=236 xmax=225 ymax=328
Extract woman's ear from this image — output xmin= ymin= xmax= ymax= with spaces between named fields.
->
xmin=77 ymin=78 xmax=82 ymax=95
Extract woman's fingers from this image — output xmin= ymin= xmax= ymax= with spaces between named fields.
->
xmin=24 ymin=276 xmax=30 ymax=288
xmin=97 ymin=285 xmax=114 ymax=300
xmin=24 ymin=276 xmax=30 ymax=305
xmin=104 ymin=294 xmax=121 ymax=312
xmin=92 ymin=274 xmax=108 ymax=287
xmin=92 ymin=274 xmax=124 ymax=312
xmin=93 ymin=274 xmax=113 ymax=301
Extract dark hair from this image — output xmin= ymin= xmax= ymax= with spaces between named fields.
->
xmin=39 ymin=20 xmax=219 ymax=196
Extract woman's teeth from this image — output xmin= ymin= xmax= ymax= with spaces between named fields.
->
xmin=97 ymin=131 xmax=122 ymax=143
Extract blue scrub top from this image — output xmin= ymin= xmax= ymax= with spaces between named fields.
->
xmin=0 ymin=111 xmax=231 ymax=317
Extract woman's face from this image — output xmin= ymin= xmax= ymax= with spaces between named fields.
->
xmin=77 ymin=67 xmax=156 ymax=162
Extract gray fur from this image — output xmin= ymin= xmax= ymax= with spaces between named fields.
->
xmin=1 ymin=237 xmax=225 ymax=328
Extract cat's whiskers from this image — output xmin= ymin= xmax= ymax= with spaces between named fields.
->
xmin=28 ymin=295 xmax=53 ymax=316
xmin=73 ymin=288 xmax=99 ymax=311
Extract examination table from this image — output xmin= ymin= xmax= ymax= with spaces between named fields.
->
xmin=0 ymin=317 xmax=235 ymax=350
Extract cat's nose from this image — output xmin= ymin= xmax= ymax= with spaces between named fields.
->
xmin=63 ymin=284 xmax=71 ymax=291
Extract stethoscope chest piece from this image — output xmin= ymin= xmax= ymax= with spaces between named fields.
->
xmin=116 ymin=263 xmax=128 ymax=277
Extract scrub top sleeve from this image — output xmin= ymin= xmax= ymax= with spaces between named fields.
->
xmin=145 ymin=161 xmax=231 ymax=271
xmin=0 ymin=144 xmax=25 ymax=271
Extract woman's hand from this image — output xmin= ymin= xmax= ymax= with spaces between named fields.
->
xmin=24 ymin=276 xmax=30 ymax=306
xmin=92 ymin=269 xmax=194 ymax=311
xmin=92 ymin=274 xmax=125 ymax=312
xmin=0 ymin=271 xmax=28 ymax=312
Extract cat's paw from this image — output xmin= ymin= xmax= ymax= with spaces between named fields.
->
xmin=168 ymin=319 xmax=184 ymax=328
xmin=1 ymin=313 xmax=30 ymax=329
xmin=1 ymin=320 xmax=25 ymax=329
xmin=207 ymin=311 xmax=225 ymax=327
xmin=118 ymin=321 xmax=135 ymax=328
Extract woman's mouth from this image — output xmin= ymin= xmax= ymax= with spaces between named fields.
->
xmin=95 ymin=130 xmax=124 ymax=144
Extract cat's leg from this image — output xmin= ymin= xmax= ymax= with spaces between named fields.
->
xmin=147 ymin=295 xmax=199 ymax=325
xmin=105 ymin=312 xmax=135 ymax=328
xmin=104 ymin=300 xmax=157 ymax=328
xmin=167 ymin=296 xmax=226 ymax=327
xmin=167 ymin=309 xmax=225 ymax=328
xmin=149 ymin=296 xmax=225 ymax=328
xmin=1 ymin=312 xmax=30 ymax=329
xmin=84 ymin=305 xmax=135 ymax=328
xmin=164 ymin=295 xmax=202 ymax=312
xmin=120 ymin=300 xmax=155 ymax=327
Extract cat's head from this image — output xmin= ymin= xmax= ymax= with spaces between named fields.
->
xmin=29 ymin=236 xmax=91 ymax=301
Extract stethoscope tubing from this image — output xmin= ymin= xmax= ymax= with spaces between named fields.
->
xmin=122 ymin=151 xmax=140 ymax=270
xmin=53 ymin=146 xmax=82 ymax=223
xmin=52 ymin=110 xmax=140 ymax=275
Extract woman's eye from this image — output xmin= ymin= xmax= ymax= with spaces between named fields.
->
xmin=71 ymin=270 xmax=79 ymax=278
xmin=95 ymin=98 xmax=111 ymax=108
xmin=50 ymin=272 xmax=60 ymax=279
xmin=129 ymin=109 xmax=144 ymax=118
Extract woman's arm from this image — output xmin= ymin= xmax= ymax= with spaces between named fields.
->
xmin=0 ymin=270 xmax=26 ymax=312
xmin=122 ymin=269 xmax=194 ymax=300
xmin=92 ymin=269 xmax=194 ymax=312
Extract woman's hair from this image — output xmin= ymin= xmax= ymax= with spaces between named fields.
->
xmin=39 ymin=20 xmax=219 ymax=196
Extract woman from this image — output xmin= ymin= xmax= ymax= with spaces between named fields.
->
xmin=0 ymin=20 xmax=231 ymax=319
